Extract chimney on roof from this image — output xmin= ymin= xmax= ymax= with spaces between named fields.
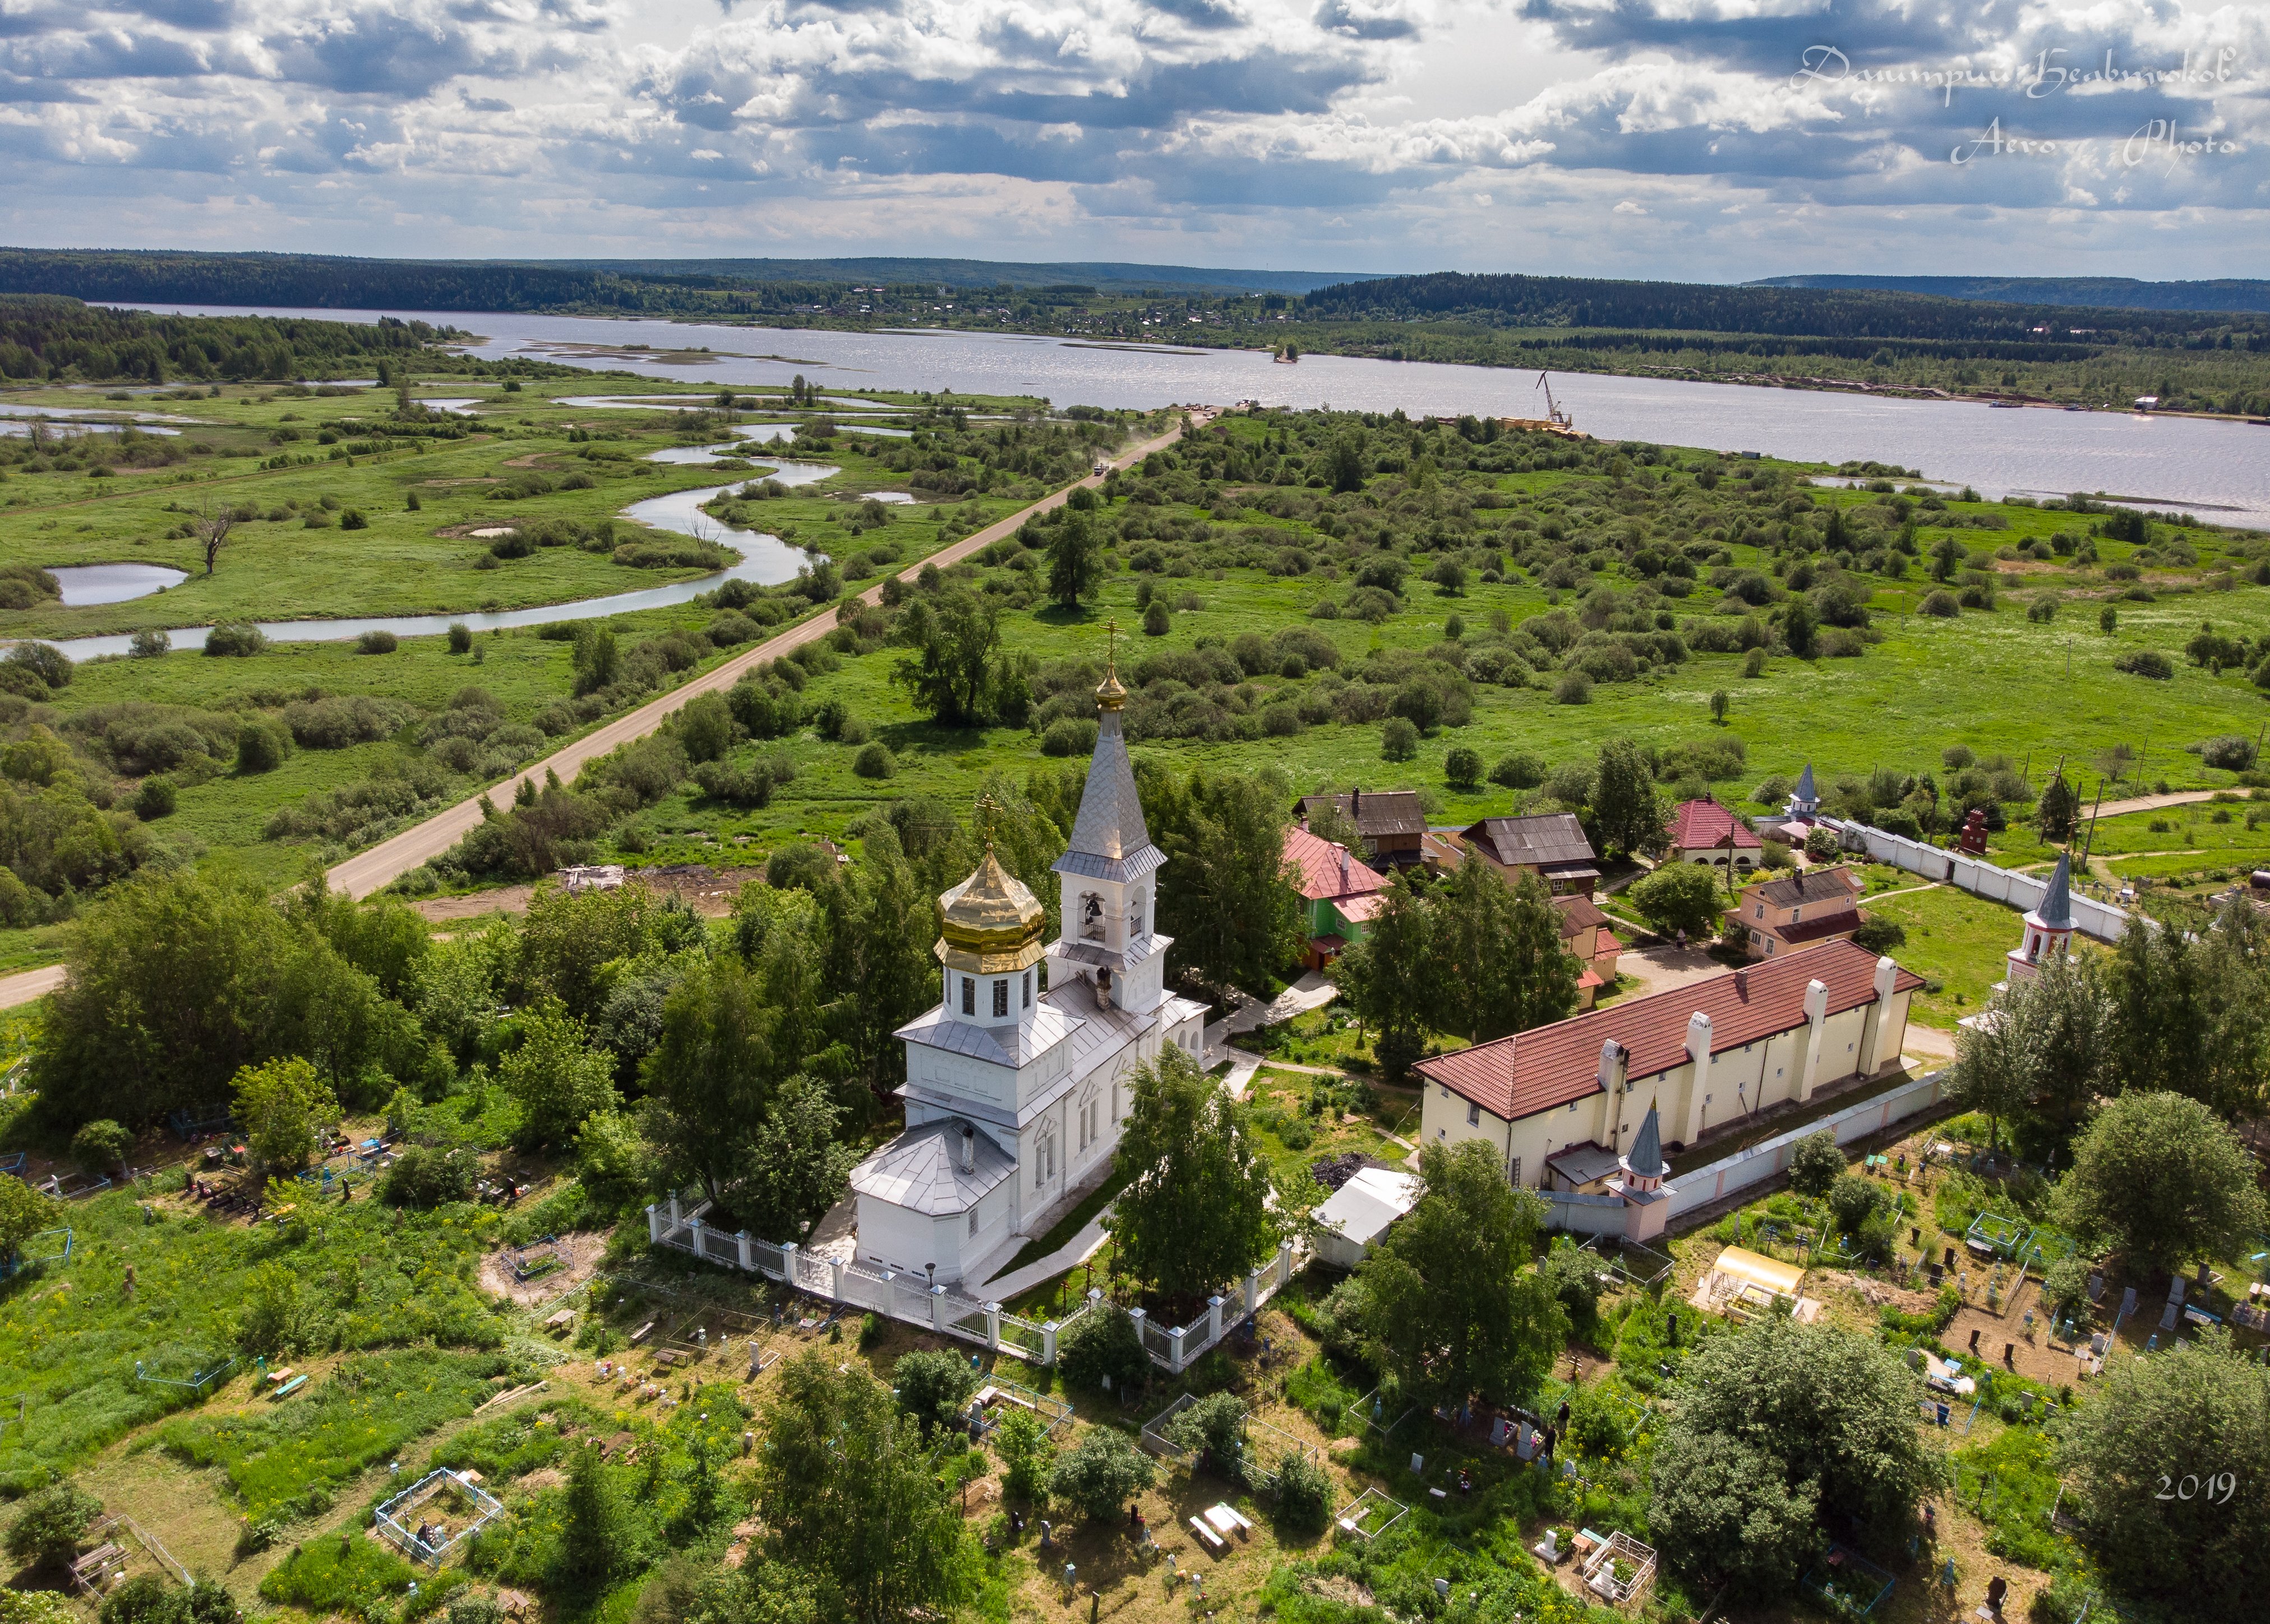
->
xmin=1340 ymin=846 xmax=1350 ymax=890
xmin=1351 ymin=787 xmax=1361 ymax=816
xmin=959 ymin=1124 xmax=976 ymax=1174
xmin=1597 ymin=1038 xmax=1625 ymax=1097
xmin=1733 ymin=968 xmax=1749 ymax=997
xmin=1795 ymin=869 xmax=1806 ymax=894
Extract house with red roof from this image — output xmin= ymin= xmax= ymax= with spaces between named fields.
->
xmin=1413 ymin=940 xmax=1920 ymax=1211
xmin=1284 ymin=823 xmax=1390 ymax=969
xmin=1667 ymin=797 xmax=1763 ymax=877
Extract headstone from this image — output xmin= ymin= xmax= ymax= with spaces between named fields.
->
xmin=2170 ymin=1274 xmax=2187 ymax=1308
xmin=2087 ymin=1274 xmax=2104 ymax=1302
xmin=2160 ymin=1299 xmax=2180 ymax=1332
xmin=1410 ymin=1452 xmax=1425 ymax=1475
xmin=2119 ymin=1286 xmax=2138 ymax=1320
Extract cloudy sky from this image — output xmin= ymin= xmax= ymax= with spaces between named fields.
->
xmin=1 ymin=0 xmax=2265 ymax=279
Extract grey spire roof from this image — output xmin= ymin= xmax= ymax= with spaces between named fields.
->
xmin=2035 ymin=852 xmax=2074 ymax=930
xmin=1793 ymin=763 xmax=1817 ymax=802
xmin=1054 ymin=706 xmax=1165 ymax=884
xmin=1626 ymin=1102 xmax=1664 ymax=1179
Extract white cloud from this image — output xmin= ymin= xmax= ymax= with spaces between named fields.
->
xmin=0 ymin=0 xmax=2259 ymax=274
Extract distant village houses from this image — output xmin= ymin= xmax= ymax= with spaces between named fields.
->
xmin=1295 ymin=789 xmax=1426 ymax=868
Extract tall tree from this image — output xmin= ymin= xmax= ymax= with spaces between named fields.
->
xmin=739 ymin=1075 xmax=855 ymax=1242
xmin=1432 ymin=861 xmax=1579 ymax=1041
xmin=816 ymin=825 xmax=940 ymax=1087
xmin=2104 ymin=905 xmax=2268 ymax=1120
xmin=1649 ymin=1317 xmax=1943 ymax=1599
xmin=1045 ymin=507 xmax=1101 ymax=607
xmin=2049 ymin=1091 xmax=2266 ymax=1279
xmin=2058 ymin=1333 xmax=2270 ymax=1620
xmin=1107 ymin=1045 xmax=1279 ymax=1308
xmin=231 ymin=1058 xmax=339 ymax=1177
xmin=753 ymin=1353 xmax=978 ymax=1624
xmin=1331 ymin=870 xmax=1436 ymax=1080
xmin=1591 ymin=737 xmax=1665 ymax=857
xmin=497 ymin=1000 xmax=620 ymax=1151
xmin=892 ymin=589 xmax=1005 ymax=726
xmin=643 ymin=956 xmax=774 ymax=1207
xmin=1358 ymin=1139 xmax=1566 ymax=1407
xmin=1143 ymin=766 xmax=1303 ymax=994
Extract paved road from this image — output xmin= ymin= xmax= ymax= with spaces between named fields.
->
xmin=326 ymin=414 xmax=1204 ymax=899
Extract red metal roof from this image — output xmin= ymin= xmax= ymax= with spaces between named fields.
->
xmin=1415 ymin=939 xmax=1922 ymax=1124
xmin=1669 ymin=799 xmax=1761 ymax=851
xmin=1284 ymin=824 xmax=1389 ymax=903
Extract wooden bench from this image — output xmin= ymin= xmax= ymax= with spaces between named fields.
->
xmin=271 ymin=1374 xmax=309 ymax=1400
xmin=629 ymin=1322 xmax=656 ymax=1345
xmin=1188 ymin=1516 xmax=1226 ymax=1552
xmin=1205 ymin=1503 xmax=1252 ymax=1538
xmin=544 ymin=1309 xmax=576 ymax=1332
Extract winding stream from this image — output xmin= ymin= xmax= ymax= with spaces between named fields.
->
xmin=35 ymin=456 xmax=842 ymax=662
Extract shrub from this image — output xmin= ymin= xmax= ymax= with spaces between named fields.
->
xmin=356 ymin=629 xmax=399 ymax=654
xmin=132 ymin=777 xmax=177 ymax=820
xmin=1828 ymin=1172 xmax=1884 ymax=1234
xmin=1444 ymin=746 xmax=1483 ymax=790
xmin=1553 ymin=670 xmax=1592 ymax=704
xmin=1041 ymin=717 xmax=1099 ymax=757
xmin=447 ymin=623 xmax=474 ymax=654
xmin=128 ymin=629 xmax=171 ymax=659
xmin=1271 ymin=1451 xmax=1334 ymax=1535
xmin=1919 ymin=589 xmax=1960 ymax=617
xmin=1742 ymin=646 xmax=1767 ymax=677
xmin=1142 ymin=599 xmax=1170 ymax=636
xmin=2200 ymin=735 xmax=2257 ymax=771
xmin=1851 ymin=917 xmax=1907 ymax=953
xmin=204 ymin=622 xmax=269 ymax=657
xmin=377 ymin=1145 xmax=476 ymax=1208
xmin=1788 ymin=1129 xmax=1843 ymax=1198
xmin=1380 ymin=716 xmax=1418 ymax=761
xmin=993 ymin=1408 xmax=1054 ymax=1505
xmin=235 ymin=719 xmax=289 ymax=773
xmin=339 ymin=509 xmax=367 ymax=530
xmin=71 ymin=1119 xmax=131 ymax=1174
xmin=1048 ymin=1425 xmax=1155 ymax=1520
xmin=852 ymin=741 xmax=896 ymax=779
xmin=2026 ymin=596 xmax=2058 ymax=623
xmin=1490 ymin=751 xmax=1546 ymax=790
xmin=1055 ymin=1303 xmax=1148 ymax=1391
xmin=1165 ymin=1391 xmax=1251 ymax=1484
xmin=2112 ymin=649 xmax=2174 ymax=680
xmin=3 ymin=642 xmax=71 ymax=690
xmin=893 ymin=1348 xmax=980 ymax=1437
xmin=6 ymin=1479 xmax=102 ymax=1570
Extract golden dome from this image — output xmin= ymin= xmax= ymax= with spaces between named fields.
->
xmin=1095 ymin=620 xmax=1127 ymax=712
xmin=936 ymin=849 xmax=1047 ymax=973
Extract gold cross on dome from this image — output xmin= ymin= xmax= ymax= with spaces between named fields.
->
xmin=975 ymin=791 xmax=1002 ymax=850
xmin=1105 ymin=618 xmax=1119 ymax=676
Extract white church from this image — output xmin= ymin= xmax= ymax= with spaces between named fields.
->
xmin=845 ymin=655 xmax=1210 ymax=1286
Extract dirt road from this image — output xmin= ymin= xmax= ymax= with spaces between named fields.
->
xmin=325 ymin=414 xmax=1203 ymax=899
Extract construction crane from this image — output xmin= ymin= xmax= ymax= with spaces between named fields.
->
xmin=1535 ymin=372 xmax=1572 ymax=430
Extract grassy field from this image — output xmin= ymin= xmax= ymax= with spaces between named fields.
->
xmin=1857 ymin=882 xmax=2031 ymax=1026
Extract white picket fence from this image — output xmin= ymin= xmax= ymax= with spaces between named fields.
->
xmin=644 ymin=1195 xmax=1298 ymax=1374
xmin=1828 ymin=818 xmax=2130 ymax=943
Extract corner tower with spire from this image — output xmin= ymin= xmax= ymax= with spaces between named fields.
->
xmin=845 ymin=628 xmax=1210 ymax=1288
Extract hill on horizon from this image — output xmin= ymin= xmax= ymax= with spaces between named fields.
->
xmin=1750 ymin=274 xmax=2270 ymax=316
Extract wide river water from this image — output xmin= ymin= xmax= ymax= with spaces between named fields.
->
xmin=124 ymin=302 xmax=2270 ymax=530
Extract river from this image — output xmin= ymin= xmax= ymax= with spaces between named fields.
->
xmin=119 ymin=302 xmax=2270 ymax=530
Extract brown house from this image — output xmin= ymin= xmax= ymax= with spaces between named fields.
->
xmin=1553 ymin=893 xmax=1623 ymax=1009
xmin=1457 ymin=813 xmax=1602 ymax=897
xmin=1727 ymin=865 xmax=1867 ymax=960
xmin=1296 ymin=789 xmax=1427 ymax=869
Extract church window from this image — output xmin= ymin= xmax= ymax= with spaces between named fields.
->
xmin=993 ymin=979 xmax=1008 ymax=1017
xmin=1022 ymin=971 xmax=1032 ymax=1008
xmin=1081 ymin=893 xmax=1105 ymax=940
xmin=969 ymin=1208 xmax=980 ymax=1237
xmin=961 ymin=976 xmax=975 ymax=1016
xmin=1129 ymin=888 xmax=1146 ymax=935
